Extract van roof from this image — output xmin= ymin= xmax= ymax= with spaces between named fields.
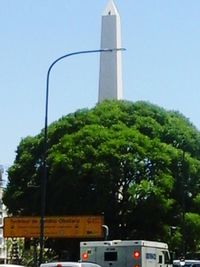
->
xmin=80 ymin=240 xmax=168 ymax=249
xmin=173 ymin=260 xmax=200 ymax=263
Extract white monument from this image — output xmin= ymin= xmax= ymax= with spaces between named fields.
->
xmin=98 ymin=0 xmax=123 ymax=103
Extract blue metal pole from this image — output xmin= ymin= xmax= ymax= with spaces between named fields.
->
xmin=39 ymin=48 xmax=125 ymax=265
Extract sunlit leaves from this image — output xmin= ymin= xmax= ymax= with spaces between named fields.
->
xmin=3 ymin=100 xmax=200 ymax=254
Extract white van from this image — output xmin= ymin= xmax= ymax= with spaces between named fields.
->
xmin=40 ymin=262 xmax=101 ymax=267
xmin=80 ymin=240 xmax=172 ymax=267
xmin=173 ymin=260 xmax=200 ymax=267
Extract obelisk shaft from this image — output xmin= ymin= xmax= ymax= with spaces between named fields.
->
xmin=98 ymin=0 xmax=123 ymax=103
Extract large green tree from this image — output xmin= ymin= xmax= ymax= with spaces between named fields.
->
xmin=3 ymin=100 xmax=200 ymax=257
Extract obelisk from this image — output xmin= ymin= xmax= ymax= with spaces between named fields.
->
xmin=98 ymin=0 xmax=123 ymax=103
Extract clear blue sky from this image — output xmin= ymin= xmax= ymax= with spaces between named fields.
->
xmin=1 ymin=0 xmax=200 ymax=168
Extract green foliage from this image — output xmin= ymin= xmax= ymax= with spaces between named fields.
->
xmin=3 ymin=100 xmax=200 ymax=258
xmin=184 ymin=213 xmax=200 ymax=252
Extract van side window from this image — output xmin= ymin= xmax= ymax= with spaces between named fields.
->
xmin=159 ymin=255 xmax=163 ymax=263
xmin=163 ymin=251 xmax=170 ymax=264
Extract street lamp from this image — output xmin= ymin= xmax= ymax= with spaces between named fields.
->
xmin=39 ymin=48 xmax=125 ymax=265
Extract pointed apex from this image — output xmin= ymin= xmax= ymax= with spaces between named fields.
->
xmin=103 ymin=0 xmax=119 ymax=16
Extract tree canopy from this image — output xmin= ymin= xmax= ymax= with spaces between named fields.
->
xmin=3 ymin=100 xmax=200 ymax=257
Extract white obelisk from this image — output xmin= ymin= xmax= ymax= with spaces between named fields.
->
xmin=98 ymin=0 xmax=123 ymax=103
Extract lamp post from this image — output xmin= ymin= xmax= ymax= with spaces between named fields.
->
xmin=39 ymin=48 xmax=125 ymax=265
